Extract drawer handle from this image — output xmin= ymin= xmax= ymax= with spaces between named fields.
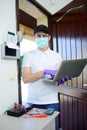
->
xmin=83 ymin=84 xmax=87 ymax=87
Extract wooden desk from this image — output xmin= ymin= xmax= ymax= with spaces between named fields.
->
xmin=0 ymin=109 xmax=59 ymax=130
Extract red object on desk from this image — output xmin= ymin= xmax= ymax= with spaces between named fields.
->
xmin=25 ymin=113 xmax=47 ymax=118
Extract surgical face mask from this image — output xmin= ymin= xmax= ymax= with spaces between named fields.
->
xmin=35 ymin=38 xmax=49 ymax=48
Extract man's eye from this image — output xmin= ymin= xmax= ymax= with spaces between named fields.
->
xmin=43 ymin=34 xmax=47 ymax=37
xmin=37 ymin=35 xmax=42 ymax=37
xmin=37 ymin=34 xmax=48 ymax=37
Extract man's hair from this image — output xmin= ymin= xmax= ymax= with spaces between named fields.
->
xmin=34 ymin=24 xmax=50 ymax=35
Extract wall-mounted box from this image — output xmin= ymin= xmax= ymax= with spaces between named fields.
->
xmin=1 ymin=44 xmax=20 ymax=59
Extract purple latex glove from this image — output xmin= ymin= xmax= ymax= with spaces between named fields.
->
xmin=44 ymin=69 xmax=57 ymax=78
xmin=58 ymin=76 xmax=72 ymax=85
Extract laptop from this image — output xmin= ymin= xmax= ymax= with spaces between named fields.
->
xmin=43 ymin=58 xmax=87 ymax=83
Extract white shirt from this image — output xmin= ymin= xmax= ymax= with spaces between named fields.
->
xmin=22 ymin=48 xmax=62 ymax=104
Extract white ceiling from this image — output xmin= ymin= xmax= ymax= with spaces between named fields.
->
xmin=35 ymin=0 xmax=73 ymax=15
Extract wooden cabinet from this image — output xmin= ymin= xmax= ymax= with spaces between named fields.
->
xmin=58 ymin=86 xmax=87 ymax=130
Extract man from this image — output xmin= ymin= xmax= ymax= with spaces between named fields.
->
xmin=22 ymin=24 xmax=64 ymax=130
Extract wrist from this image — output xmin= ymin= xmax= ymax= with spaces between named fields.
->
xmin=39 ymin=71 xmax=44 ymax=78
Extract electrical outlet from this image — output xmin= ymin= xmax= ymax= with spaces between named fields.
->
xmin=9 ymin=73 xmax=16 ymax=80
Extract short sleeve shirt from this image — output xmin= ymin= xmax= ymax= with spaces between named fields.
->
xmin=22 ymin=48 xmax=62 ymax=104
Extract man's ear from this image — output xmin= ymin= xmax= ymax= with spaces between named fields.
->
xmin=48 ymin=35 xmax=51 ymax=41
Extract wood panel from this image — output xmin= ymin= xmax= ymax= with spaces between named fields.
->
xmin=84 ymin=101 xmax=87 ymax=130
xmin=48 ymin=1 xmax=87 ymax=130
xmin=59 ymin=93 xmax=87 ymax=130
xmin=19 ymin=9 xmax=37 ymax=29
xmin=50 ymin=3 xmax=87 ymax=89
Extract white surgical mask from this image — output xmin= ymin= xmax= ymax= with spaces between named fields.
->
xmin=35 ymin=38 xmax=49 ymax=48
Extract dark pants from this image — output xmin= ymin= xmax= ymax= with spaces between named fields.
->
xmin=32 ymin=103 xmax=59 ymax=130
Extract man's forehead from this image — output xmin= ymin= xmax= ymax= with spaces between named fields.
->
xmin=36 ymin=31 xmax=48 ymax=34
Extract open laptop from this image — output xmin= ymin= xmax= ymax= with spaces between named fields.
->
xmin=43 ymin=58 xmax=87 ymax=83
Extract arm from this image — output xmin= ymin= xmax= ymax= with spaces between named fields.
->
xmin=22 ymin=67 xmax=44 ymax=83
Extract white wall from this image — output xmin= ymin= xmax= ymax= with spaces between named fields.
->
xmin=0 ymin=0 xmax=18 ymax=115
